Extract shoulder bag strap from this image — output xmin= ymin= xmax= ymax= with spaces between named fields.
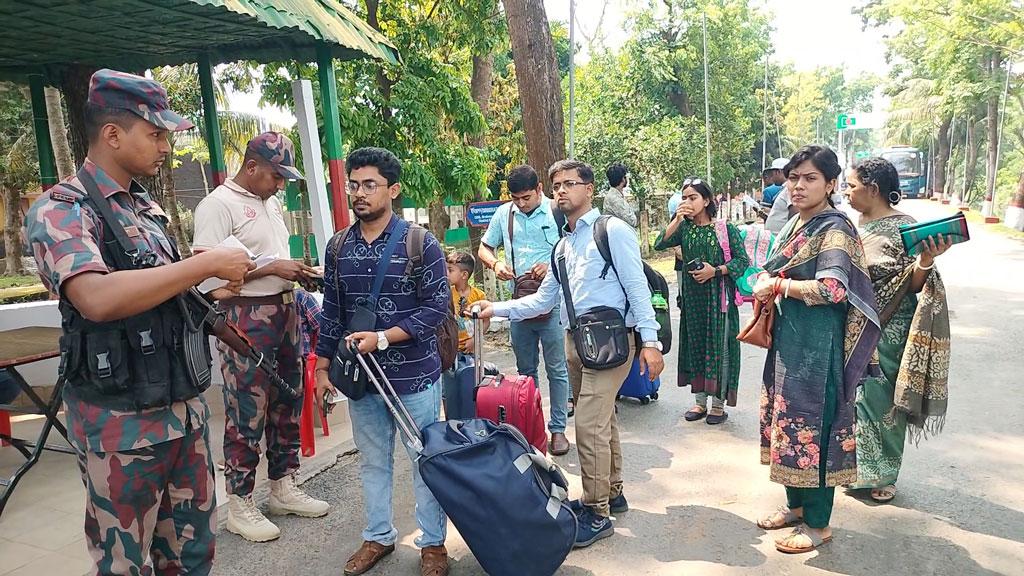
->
xmin=368 ymin=220 xmax=409 ymax=309
xmin=555 ymin=242 xmax=578 ymax=329
xmin=506 ymin=203 xmax=517 ymax=276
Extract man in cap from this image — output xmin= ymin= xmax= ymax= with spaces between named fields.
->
xmin=24 ymin=68 xmax=254 ymax=574
xmin=193 ymin=132 xmax=328 ymax=542
xmin=761 ymin=157 xmax=788 ymax=207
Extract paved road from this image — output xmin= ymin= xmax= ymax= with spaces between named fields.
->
xmin=214 ymin=200 xmax=1024 ymax=576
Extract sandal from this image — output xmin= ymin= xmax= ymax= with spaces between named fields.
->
xmin=706 ymin=410 xmax=729 ymax=425
xmin=870 ymin=484 xmax=896 ymax=503
xmin=757 ymin=506 xmax=801 ymax=530
xmin=684 ymin=406 xmax=707 ymax=422
xmin=775 ymin=525 xmax=832 ymax=554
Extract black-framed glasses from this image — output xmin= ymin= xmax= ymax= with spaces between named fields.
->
xmin=551 ymin=179 xmax=591 ymax=193
xmin=346 ymin=180 xmax=388 ymax=195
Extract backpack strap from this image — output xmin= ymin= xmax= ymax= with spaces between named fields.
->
xmin=593 ymin=215 xmax=615 ymax=280
xmin=550 ymin=199 xmax=566 ymax=238
xmin=549 ymin=237 xmax=565 ymax=284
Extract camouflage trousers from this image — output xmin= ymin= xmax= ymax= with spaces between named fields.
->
xmin=217 ymin=301 xmax=302 ymax=496
xmin=78 ymin=424 xmax=216 ymax=576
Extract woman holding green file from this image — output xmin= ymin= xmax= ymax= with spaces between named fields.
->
xmin=844 ymin=157 xmax=953 ymax=504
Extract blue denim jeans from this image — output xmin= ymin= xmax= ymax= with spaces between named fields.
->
xmin=509 ymin=312 xmax=570 ymax=434
xmin=348 ymin=383 xmax=446 ymax=548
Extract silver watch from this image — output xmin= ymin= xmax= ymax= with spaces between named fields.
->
xmin=376 ymin=331 xmax=389 ymax=351
xmin=642 ymin=341 xmax=663 ymax=352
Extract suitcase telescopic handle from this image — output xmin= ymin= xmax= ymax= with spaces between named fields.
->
xmin=351 ymin=342 xmax=425 ymax=453
xmin=471 ymin=305 xmax=483 ymax=384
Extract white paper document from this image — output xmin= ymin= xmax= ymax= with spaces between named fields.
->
xmin=195 ymin=235 xmax=277 ymax=293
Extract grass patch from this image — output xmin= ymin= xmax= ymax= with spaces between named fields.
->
xmin=645 ymin=252 xmax=678 ymax=281
xmin=961 ymin=211 xmax=1024 ymax=241
xmin=0 ymin=274 xmax=41 ymax=289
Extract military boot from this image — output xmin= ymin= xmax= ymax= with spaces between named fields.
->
xmin=227 ymin=493 xmax=281 ymax=542
xmin=268 ymin=475 xmax=330 ymax=517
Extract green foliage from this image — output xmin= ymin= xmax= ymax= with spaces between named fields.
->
xmin=573 ymin=0 xmax=771 ymax=195
xmin=0 ymin=82 xmax=38 ymax=192
xmin=224 ymin=1 xmax=503 ymax=206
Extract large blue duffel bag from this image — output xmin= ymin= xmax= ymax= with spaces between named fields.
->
xmin=355 ymin=350 xmax=577 ymax=576
xmin=419 ymin=419 xmax=577 ymax=576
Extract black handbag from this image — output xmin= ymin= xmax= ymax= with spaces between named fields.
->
xmin=556 ymin=249 xmax=631 ymax=370
xmin=328 ymin=220 xmax=408 ymax=400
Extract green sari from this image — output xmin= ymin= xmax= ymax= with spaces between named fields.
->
xmin=851 ymin=214 xmax=950 ymax=489
xmin=654 ymin=220 xmax=749 ymax=405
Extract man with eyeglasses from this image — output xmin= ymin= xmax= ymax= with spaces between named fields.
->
xmin=192 ymin=132 xmax=328 ymax=543
xmin=313 ymin=147 xmax=452 ymax=576
xmin=477 ymin=164 xmax=572 ymax=456
xmin=474 ymin=159 xmax=665 ymax=549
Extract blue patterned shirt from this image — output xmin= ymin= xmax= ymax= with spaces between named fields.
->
xmin=295 ymin=289 xmax=321 ymax=357
xmin=315 ymin=215 xmax=449 ymax=394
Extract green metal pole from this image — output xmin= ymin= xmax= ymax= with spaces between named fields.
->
xmin=198 ymin=55 xmax=227 ymax=186
xmin=28 ymin=74 xmax=58 ymax=190
xmin=316 ymin=43 xmax=348 ymax=230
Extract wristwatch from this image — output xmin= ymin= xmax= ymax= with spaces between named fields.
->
xmin=376 ymin=331 xmax=389 ymax=351
xmin=642 ymin=341 xmax=663 ymax=352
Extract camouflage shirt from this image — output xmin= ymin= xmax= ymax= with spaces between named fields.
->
xmin=24 ymin=159 xmax=209 ymax=453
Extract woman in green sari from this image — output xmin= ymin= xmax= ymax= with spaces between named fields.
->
xmin=654 ymin=178 xmax=748 ymax=425
xmin=751 ymin=146 xmax=881 ymax=554
xmin=844 ymin=157 xmax=952 ymax=503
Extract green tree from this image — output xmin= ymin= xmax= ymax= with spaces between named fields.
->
xmin=0 ymin=82 xmax=37 ymax=275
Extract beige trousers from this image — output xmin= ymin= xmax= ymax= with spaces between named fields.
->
xmin=565 ymin=334 xmax=636 ymax=517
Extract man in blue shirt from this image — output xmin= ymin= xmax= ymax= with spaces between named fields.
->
xmin=475 ymin=159 xmax=665 ymax=550
xmin=761 ymin=157 xmax=788 ymax=207
xmin=314 ymin=147 xmax=451 ymax=576
xmin=477 ymin=165 xmax=572 ymax=456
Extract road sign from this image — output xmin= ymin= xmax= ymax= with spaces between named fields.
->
xmin=465 ymin=200 xmax=507 ymax=228
xmin=837 ymin=113 xmax=858 ymax=130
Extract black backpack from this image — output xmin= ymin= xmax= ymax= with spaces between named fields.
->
xmin=551 ymin=215 xmax=673 ymax=354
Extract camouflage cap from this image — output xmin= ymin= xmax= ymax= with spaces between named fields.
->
xmin=246 ymin=132 xmax=303 ymax=180
xmin=87 ymin=69 xmax=194 ymax=132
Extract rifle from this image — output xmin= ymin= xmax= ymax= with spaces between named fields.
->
xmin=179 ymin=287 xmax=301 ymax=401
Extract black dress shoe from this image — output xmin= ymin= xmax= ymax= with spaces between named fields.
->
xmin=684 ymin=408 xmax=707 ymax=422
xmin=706 ymin=411 xmax=729 ymax=425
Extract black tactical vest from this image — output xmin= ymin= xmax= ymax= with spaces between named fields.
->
xmin=56 ymin=170 xmax=212 ymax=411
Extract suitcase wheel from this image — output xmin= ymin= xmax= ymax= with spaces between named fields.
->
xmin=640 ymin=397 xmax=651 ymax=405
xmin=651 ymin=392 xmax=659 ymax=400
xmin=616 ymin=394 xmax=622 ymax=401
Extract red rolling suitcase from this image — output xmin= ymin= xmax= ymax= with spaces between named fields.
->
xmin=476 ymin=373 xmax=548 ymax=455
xmin=469 ymin=307 xmax=548 ymax=454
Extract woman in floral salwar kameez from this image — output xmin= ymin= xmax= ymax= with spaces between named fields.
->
xmin=844 ymin=157 xmax=952 ymax=503
xmin=751 ymin=146 xmax=881 ymax=554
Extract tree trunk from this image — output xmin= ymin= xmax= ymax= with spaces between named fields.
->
xmin=933 ymin=116 xmax=951 ymax=197
xmin=44 ymin=87 xmax=75 ymax=178
xmin=963 ymin=118 xmax=981 ymax=203
xmin=61 ymin=65 xmax=97 ymax=167
xmin=3 ymin=185 xmax=25 ymax=275
xmin=469 ymin=53 xmax=494 ymax=291
xmin=158 ymin=153 xmax=192 ymax=258
xmin=427 ymin=201 xmax=450 ymax=245
xmin=985 ymin=52 xmax=1002 ymax=203
xmin=1006 ymin=171 xmax=1024 ymax=231
xmin=502 ymin=0 xmax=566 ymax=191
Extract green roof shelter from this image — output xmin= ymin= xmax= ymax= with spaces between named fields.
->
xmin=0 ymin=0 xmax=400 ymax=231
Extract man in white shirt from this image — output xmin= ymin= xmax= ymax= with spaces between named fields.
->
xmin=192 ymin=132 xmax=327 ymax=543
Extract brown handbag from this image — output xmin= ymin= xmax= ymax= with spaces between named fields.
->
xmin=737 ymin=294 xmax=776 ymax=349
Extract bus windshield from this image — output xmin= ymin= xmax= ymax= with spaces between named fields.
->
xmin=881 ymin=151 xmax=922 ymax=176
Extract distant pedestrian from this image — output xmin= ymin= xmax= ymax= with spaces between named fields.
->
xmin=603 ymin=162 xmax=638 ymax=228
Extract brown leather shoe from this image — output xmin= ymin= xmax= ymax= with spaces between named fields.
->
xmin=550 ymin=432 xmax=570 ymax=456
xmin=344 ymin=541 xmax=395 ymax=576
xmin=420 ymin=545 xmax=449 ymax=576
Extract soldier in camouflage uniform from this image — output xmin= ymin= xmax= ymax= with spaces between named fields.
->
xmin=24 ymin=69 xmax=254 ymax=575
xmin=193 ymin=133 xmax=328 ymax=543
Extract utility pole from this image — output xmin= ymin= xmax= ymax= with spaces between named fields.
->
xmin=568 ymin=0 xmax=576 ymax=158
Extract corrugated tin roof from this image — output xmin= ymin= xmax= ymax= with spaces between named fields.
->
xmin=0 ymin=0 xmax=400 ymax=82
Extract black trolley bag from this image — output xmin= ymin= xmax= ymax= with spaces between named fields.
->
xmin=353 ymin=349 xmax=576 ymax=576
